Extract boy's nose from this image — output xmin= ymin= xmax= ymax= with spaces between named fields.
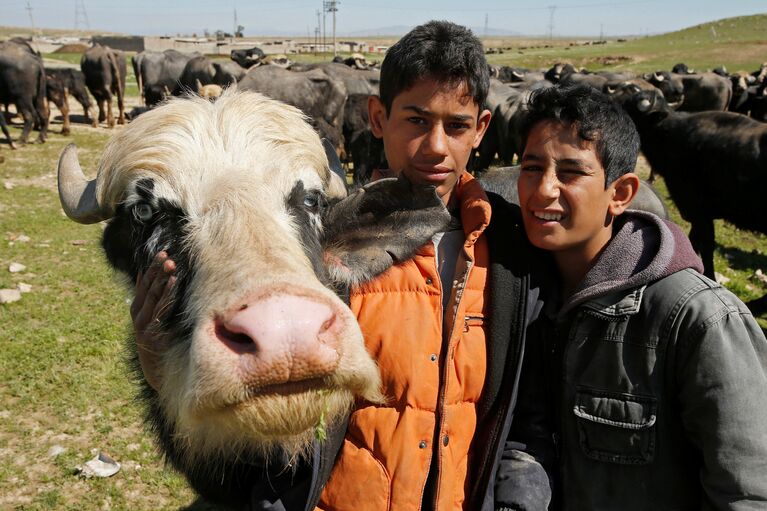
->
xmin=537 ymin=171 xmax=561 ymax=199
xmin=423 ymin=125 xmax=450 ymax=157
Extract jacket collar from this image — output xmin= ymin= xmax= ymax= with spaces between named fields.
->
xmin=455 ymin=171 xmax=492 ymax=249
xmin=579 ymin=285 xmax=646 ymax=319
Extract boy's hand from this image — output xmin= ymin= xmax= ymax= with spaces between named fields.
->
xmin=131 ymin=251 xmax=176 ymax=391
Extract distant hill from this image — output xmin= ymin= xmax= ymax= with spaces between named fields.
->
xmin=339 ymin=25 xmax=521 ymax=37
xmin=644 ymin=13 xmax=767 ymax=44
xmin=486 ymin=13 xmax=767 ymax=74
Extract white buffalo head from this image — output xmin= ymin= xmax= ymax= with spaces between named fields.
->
xmin=57 ymin=91 xmax=449 ymax=504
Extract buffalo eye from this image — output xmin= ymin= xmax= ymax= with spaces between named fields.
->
xmin=133 ymin=203 xmax=154 ymax=222
xmin=303 ymin=191 xmax=325 ymax=213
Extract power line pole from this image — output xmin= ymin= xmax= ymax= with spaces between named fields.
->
xmin=26 ymin=1 xmax=36 ymax=32
xmin=74 ymin=0 xmax=90 ymax=30
xmin=547 ymin=5 xmax=557 ymax=40
xmin=315 ymin=9 xmax=321 ymax=55
xmin=324 ymin=0 xmax=338 ymax=57
xmin=484 ymin=13 xmax=488 ymax=38
xmin=322 ymin=1 xmax=327 ymax=56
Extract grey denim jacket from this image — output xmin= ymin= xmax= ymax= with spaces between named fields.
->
xmin=554 ymin=268 xmax=767 ymax=511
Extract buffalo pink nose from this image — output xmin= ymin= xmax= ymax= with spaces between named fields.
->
xmin=215 ymin=294 xmax=341 ymax=387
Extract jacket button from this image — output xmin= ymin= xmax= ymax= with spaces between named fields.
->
xmin=419 ymin=440 xmax=427 ymax=449
xmin=443 ymin=435 xmax=449 ymax=446
xmin=430 ymin=353 xmax=437 ymax=362
xmin=425 ymin=277 xmax=433 ymax=285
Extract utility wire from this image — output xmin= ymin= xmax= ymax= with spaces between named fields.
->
xmin=340 ymin=0 xmax=656 ymax=12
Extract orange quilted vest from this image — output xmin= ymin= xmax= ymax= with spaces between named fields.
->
xmin=317 ymin=172 xmax=492 ymax=510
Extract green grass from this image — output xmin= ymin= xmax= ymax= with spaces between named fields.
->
xmin=484 ymin=13 xmax=767 ymax=73
xmin=43 ymin=53 xmax=83 ymax=66
xmin=0 ymin=131 xmax=206 ymax=510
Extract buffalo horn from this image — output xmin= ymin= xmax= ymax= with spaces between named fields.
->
xmin=57 ymin=144 xmax=111 ymax=224
xmin=653 ymin=72 xmax=665 ymax=82
xmin=668 ymin=94 xmax=685 ymax=109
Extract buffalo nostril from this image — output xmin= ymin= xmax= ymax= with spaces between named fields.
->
xmin=320 ymin=314 xmax=336 ymax=334
xmin=215 ymin=321 xmax=257 ymax=354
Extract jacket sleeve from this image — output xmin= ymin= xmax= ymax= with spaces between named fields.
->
xmin=494 ymin=315 xmax=556 ymax=511
xmin=676 ymin=294 xmax=767 ymax=510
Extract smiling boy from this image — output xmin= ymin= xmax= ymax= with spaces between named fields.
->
xmin=516 ymin=83 xmax=767 ymax=509
xmin=132 ymin=21 xmax=550 ymax=511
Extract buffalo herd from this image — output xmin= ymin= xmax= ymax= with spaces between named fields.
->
xmin=2 ymin=37 xmax=767 ymax=312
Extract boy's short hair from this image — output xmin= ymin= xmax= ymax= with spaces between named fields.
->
xmin=520 ymin=83 xmax=641 ymax=185
xmin=379 ymin=20 xmax=490 ymax=115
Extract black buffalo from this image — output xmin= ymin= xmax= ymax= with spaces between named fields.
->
xmin=0 ymin=38 xmax=48 ymax=145
xmin=472 ymin=79 xmax=554 ymax=171
xmin=230 ymin=46 xmax=266 ymax=69
xmin=45 ymin=68 xmax=96 ymax=133
xmin=81 ymin=44 xmax=126 ymax=127
xmin=646 ymin=71 xmax=732 ymax=112
xmin=132 ymin=50 xmax=200 ymax=107
xmin=239 ymin=65 xmax=348 ymax=150
xmin=544 ymin=63 xmax=577 ymax=83
xmin=175 ymin=56 xmax=239 ymax=96
xmin=342 ymin=93 xmax=386 ymax=185
xmin=617 ymin=89 xmax=767 ymax=313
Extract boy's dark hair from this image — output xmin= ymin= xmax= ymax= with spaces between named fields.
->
xmin=379 ymin=21 xmax=490 ymax=115
xmin=520 ymin=83 xmax=641 ymax=186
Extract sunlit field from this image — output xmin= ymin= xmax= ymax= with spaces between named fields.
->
xmin=1 ymin=14 xmax=767 ymax=509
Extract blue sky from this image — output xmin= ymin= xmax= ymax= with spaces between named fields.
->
xmin=1 ymin=0 xmax=765 ymax=37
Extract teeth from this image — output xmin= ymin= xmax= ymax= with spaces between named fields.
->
xmin=534 ymin=211 xmax=563 ymax=221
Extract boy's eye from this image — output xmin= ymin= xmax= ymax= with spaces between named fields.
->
xmin=447 ymin=122 xmax=470 ymax=131
xmin=407 ymin=117 xmax=427 ymax=125
xmin=556 ymin=169 xmax=589 ymax=182
xmin=559 ymin=168 xmax=589 ymax=176
xmin=521 ymin=165 xmax=542 ymax=173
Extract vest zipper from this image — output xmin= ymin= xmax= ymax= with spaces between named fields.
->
xmin=430 ymin=259 xmax=473 ymax=510
xmin=418 ymin=252 xmax=445 ymax=511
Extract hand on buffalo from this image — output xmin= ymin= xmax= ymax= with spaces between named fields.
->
xmin=131 ymin=251 xmax=176 ymax=391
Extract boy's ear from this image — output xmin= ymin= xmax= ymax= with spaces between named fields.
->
xmin=472 ymin=108 xmax=493 ymax=149
xmin=608 ymin=172 xmax=641 ymax=216
xmin=368 ymin=95 xmax=386 ymax=139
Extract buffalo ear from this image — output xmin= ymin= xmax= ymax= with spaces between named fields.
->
xmin=321 ymin=174 xmax=450 ymax=286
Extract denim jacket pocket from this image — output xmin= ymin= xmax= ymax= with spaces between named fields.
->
xmin=573 ymin=388 xmax=657 ymax=465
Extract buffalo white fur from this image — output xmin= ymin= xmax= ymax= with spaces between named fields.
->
xmin=92 ymin=91 xmax=383 ymax=466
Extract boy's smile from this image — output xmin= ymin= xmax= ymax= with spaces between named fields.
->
xmin=369 ymin=78 xmax=491 ymax=205
xmin=518 ymin=120 xmax=635 ymax=286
